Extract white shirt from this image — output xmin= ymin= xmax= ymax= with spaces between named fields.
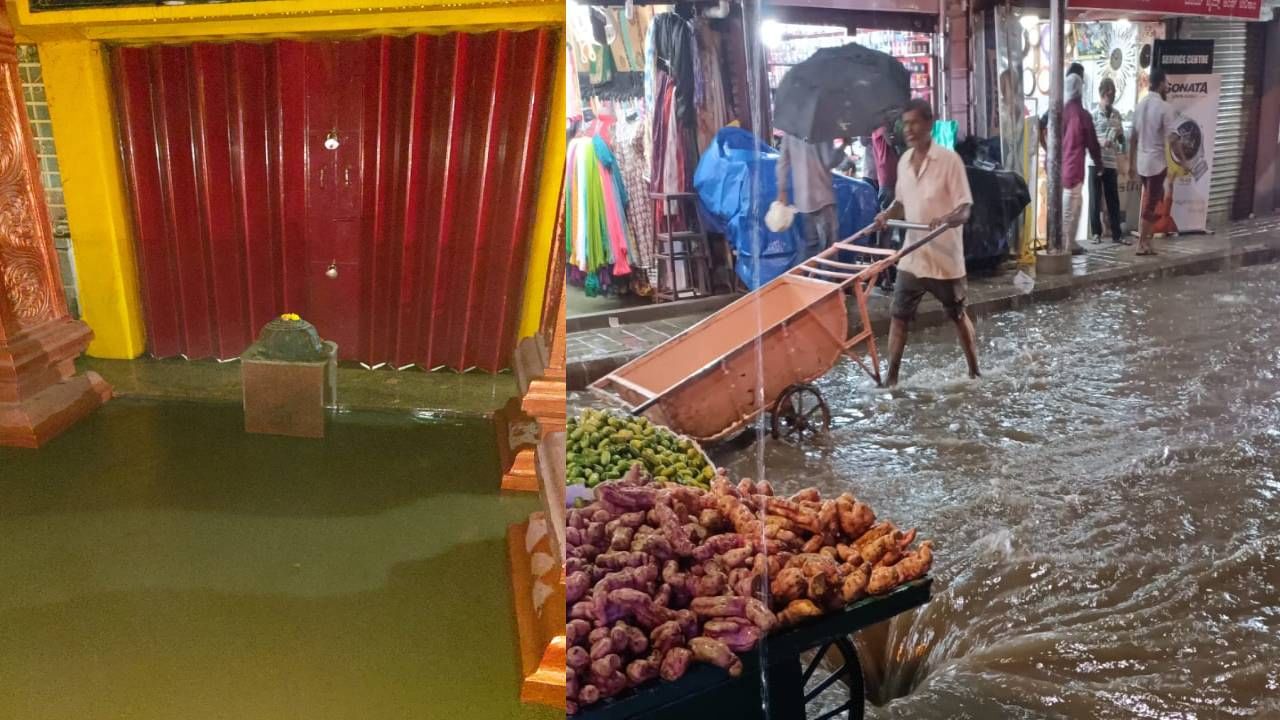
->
xmin=894 ymin=142 xmax=972 ymax=280
xmin=1132 ymin=93 xmax=1176 ymax=178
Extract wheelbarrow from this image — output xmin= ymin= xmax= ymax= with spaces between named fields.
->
xmin=573 ymin=578 xmax=932 ymax=720
xmin=590 ymin=220 xmax=948 ymax=443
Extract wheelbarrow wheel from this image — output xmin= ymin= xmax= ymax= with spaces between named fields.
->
xmin=798 ymin=637 xmax=865 ymax=720
xmin=771 ymin=383 xmax=831 ymax=442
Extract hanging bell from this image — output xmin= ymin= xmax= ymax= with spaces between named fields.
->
xmin=325 ymin=262 xmax=338 ymax=279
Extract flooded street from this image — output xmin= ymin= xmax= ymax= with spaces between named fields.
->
xmin=705 ymin=265 xmax=1280 ymax=718
xmin=0 ymin=401 xmax=558 ymax=720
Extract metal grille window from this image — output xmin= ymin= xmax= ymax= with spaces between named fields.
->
xmin=16 ymin=44 xmax=78 ymax=318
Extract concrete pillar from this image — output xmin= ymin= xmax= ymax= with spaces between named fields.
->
xmin=1037 ymin=0 xmax=1071 ymax=275
xmin=0 ymin=17 xmax=110 ymax=448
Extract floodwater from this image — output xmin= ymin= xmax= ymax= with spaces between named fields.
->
xmin=711 ymin=265 xmax=1280 ymax=719
xmin=0 ymin=400 xmax=559 ymax=720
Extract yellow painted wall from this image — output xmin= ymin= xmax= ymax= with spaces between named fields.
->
xmin=519 ymin=30 xmax=566 ymax=341
xmin=40 ymin=39 xmax=146 ymax=358
xmin=7 ymin=0 xmax=564 ymax=360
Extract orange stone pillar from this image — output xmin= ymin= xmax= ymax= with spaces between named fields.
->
xmin=0 ymin=16 xmax=110 ymax=448
xmin=505 ymin=183 xmax=567 ymax=707
xmin=500 ymin=186 xmax=567 ymax=491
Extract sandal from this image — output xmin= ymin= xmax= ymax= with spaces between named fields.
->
xmin=1136 ymin=248 xmax=1157 ymax=256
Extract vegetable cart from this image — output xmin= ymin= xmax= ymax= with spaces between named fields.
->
xmin=575 ymin=578 xmax=932 ymax=720
xmin=590 ymin=221 xmax=948 ymax=443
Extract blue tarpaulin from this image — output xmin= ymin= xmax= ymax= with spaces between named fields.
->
xmin=693 ymin=127 xmax=879 ymax=289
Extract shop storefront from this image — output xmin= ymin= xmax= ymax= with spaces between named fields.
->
xmin=565 ymin=1 xmax=750 ymax=312
xmin=980 ymin=0 xmax=1269 ymax=253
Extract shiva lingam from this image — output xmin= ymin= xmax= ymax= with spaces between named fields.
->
xmin=241 ymin=314 xmax=337 ymax=439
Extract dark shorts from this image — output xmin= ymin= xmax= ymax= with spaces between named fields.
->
xmin=1140 ymin=170 xmax=1167 ymax=223
xmin=891 ymin=271 xmax=968 ymax=321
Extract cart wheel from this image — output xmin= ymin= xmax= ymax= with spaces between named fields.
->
xmin=771 ymin=383 xmax=831 ymax=442
xmin=798 ymin=637 xmax=865 ymax=720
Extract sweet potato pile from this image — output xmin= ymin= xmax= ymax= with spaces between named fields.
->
xmin=565 ymin=466 xmax=933 ymax=714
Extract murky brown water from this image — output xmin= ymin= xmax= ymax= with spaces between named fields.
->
xmin=702 ymin=265 xmax=1280 ymax=718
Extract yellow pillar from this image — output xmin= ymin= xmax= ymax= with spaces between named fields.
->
xmin=40 ymin=39 xmax=146 ymax=358
xmin=517 ymin=30 xmax=566 ymax=340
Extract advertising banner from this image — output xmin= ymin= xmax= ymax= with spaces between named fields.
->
xmin=1069 ymin=0 xmax=1262 ymax=21
xmin=1159 ymin=74 xmax=1220 ymax=233
xmin=1154 ymin=39 xmax=1215 ymax=74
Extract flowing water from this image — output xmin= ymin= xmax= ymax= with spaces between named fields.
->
xmin=0 ymin=401 xmax=559 ymax=720
xmin=708 ymin=265 xmax=1280 ymax=719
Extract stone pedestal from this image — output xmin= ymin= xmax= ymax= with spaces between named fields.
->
xmin=242 ymin=340 xmax=337 ymax=439
xmin=0 ymin=19 xmax=110 ymax=448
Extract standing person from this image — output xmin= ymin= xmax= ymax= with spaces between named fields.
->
xmin=871 ymin=117 xmax=901 ymax=290
xmin=1129 ymin=68 xmax=1177 ymax=256
xmin=1062 ymin=73 xmax=1103 ymax=255
xmin=872 ymin=99 xmax=979 ymax=387
xmin=776 ymin=131 xmax=843 ymax=250
xmin=1090 ymin=77 xmax=1127 ymax=244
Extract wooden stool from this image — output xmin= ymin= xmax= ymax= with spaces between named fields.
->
xmin=651 ymin=191 xmax=714 ymax=302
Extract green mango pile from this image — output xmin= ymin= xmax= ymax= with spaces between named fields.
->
xmin=567 ymin=409 xmax=714 ymax=488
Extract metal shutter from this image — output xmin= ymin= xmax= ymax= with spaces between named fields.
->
xmin=1176 ymin=20 xmax=1249 ymax=227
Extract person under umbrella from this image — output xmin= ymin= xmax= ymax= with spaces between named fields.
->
xmin=775 ymin=133 xmax=846 ymax=250
xmin=770 ymin=41 xmax=910 ymax=253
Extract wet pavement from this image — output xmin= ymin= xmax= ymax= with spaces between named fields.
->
xmin=568 ymin=217 xmax=1280 ymax=390
xmin=705 ymin=264 xmax=1280 ymax=718
xmin=0 ymin=400 xmax=559 ymax=720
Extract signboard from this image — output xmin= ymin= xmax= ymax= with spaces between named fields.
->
xmin=1160 ymin=74 xmax=1221 ymax=233
xmin=31 ymin=0 xmax=252 ymax=10
xmin=1154 ymin=39 xmax=1215 ymax=74
xmin=1068 ymin=0 xmax=1262 ymax=20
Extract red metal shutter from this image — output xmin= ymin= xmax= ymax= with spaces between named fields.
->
xmin=112 ymin=29 xmax=556 ymax=372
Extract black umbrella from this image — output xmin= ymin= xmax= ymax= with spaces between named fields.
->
xmin=772 ymin=42 xmax=912 ymax=142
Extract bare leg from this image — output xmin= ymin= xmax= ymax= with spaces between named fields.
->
xmin=952 ymin=312 xmax=981 ymax=379
xmin=885 ymin=317 xmax=908 ymax=387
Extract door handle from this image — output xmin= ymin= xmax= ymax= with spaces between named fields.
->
xmin=319 ymin=166 xmax=326 ymax=189
xmin=344 ymin=166 xmax=351 ymax=186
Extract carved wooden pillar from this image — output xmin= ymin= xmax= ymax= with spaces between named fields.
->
xmin=0 ymin=18 xmax=110 ymax=448
xmin=504 ymin=179 xmax=567 ymax=707
xmin=499 ymin=179 xmax=566 ymax=491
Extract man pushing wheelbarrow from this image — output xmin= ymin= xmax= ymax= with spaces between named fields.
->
xmin=871 ymin=98 xmax=980 ymax=387
xmin=774 ymin=44 xmax=980 ymax=387
xmin=593 ymin=46 xmax=982 ymax=445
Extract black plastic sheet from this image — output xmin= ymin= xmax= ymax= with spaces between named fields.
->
xmin=963 ymin=166 xmax=1030 ymax=272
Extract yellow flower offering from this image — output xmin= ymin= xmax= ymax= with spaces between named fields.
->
xmin=280 ymin=313 xmax=301 ymax=322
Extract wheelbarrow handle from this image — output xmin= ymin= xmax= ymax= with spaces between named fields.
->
xmin=842 ymin=219 xmax=932 ymax=244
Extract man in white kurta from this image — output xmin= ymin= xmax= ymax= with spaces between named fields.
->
xmin=873 ymin=99 xmax=980 ymax=387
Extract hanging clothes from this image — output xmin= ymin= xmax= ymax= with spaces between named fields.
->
xmin=564 ymin=130 xmax=634 ymax=292
xmin=693 ymin=18 xmax=730 ymax=153
xmin=648 ymin=12 xmax=696 ymax=130
xmin=614 ymin=110 xmax=654 ymax=282
xmin=650 ymin=71 xmax=687 ymax=195
xmin=567 ymin=43 xmax=583 ymax=121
